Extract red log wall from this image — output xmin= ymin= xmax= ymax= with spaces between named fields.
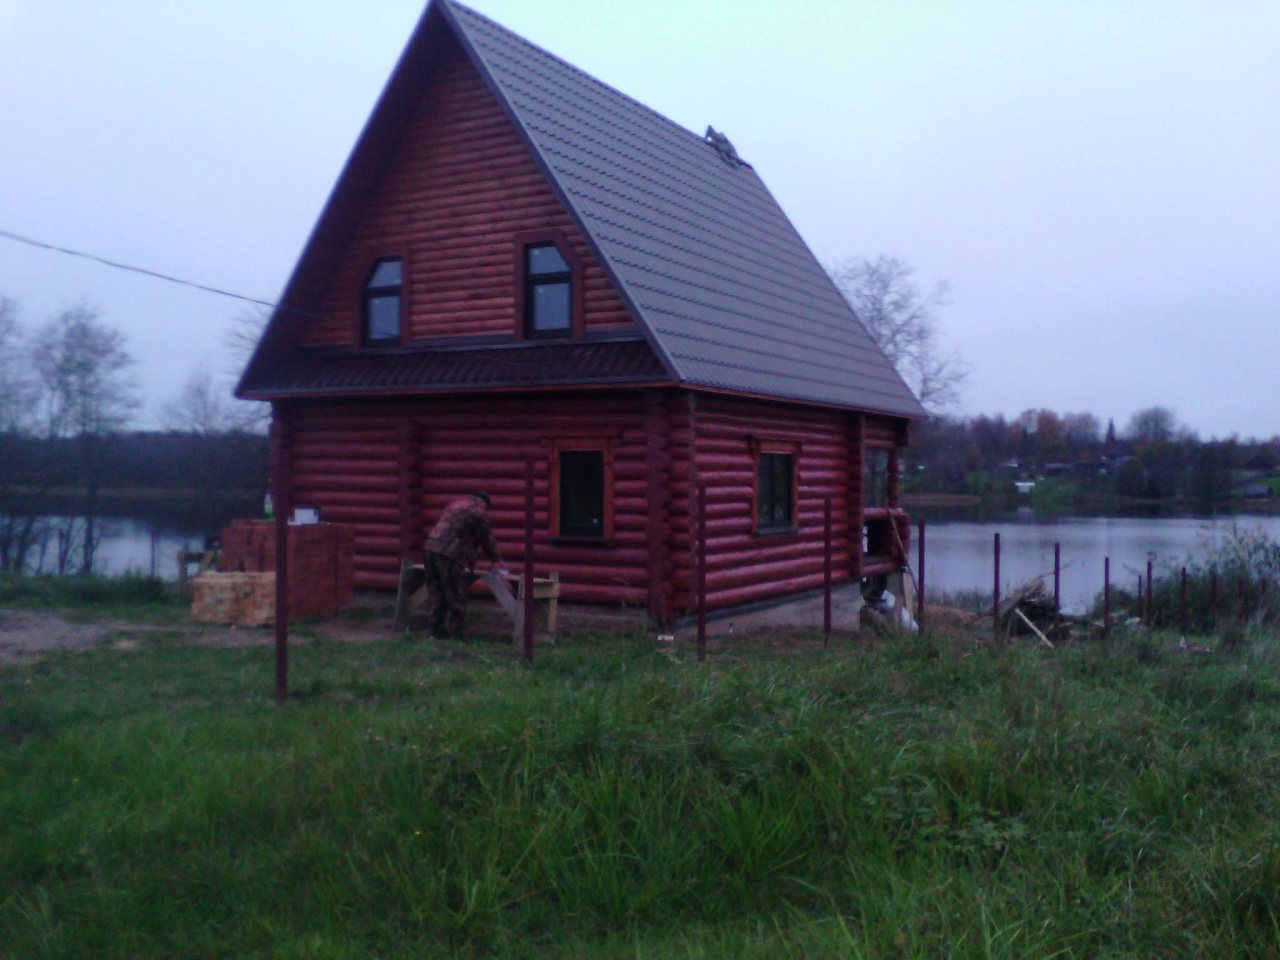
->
xmin=277 ymin=390 xmax=911 ymax=616
xmin=284 ymin=392 xmax=653 ymax=605
xmin=300 ymin=31 xmax=634 ymax=348
xmin=680 ymin=395 xmax=854 ymax=612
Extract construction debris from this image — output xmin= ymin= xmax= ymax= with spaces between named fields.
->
xmin=191 ymin=572 xmax=276 ymax=626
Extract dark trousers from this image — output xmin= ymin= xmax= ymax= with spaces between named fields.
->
xmin=423 ymin=551 xmax=469 ymax=638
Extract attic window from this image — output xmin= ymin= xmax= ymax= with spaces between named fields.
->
xmin=516 ymin=232 xmax=583 ymax=340
xmin=525 ymin=244 xmax=571 ymax=337
xmin=362 ymin=258 xmax=402 ymax=347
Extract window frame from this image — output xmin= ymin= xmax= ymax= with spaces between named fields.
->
xmin=514 ymin=230 xmax=584 ymax=341
xmin=547 ymin=436 xmax=615 ymax=542
xmin=749 ymin=437 xmax=801 ymax=535
xmin=864 ymin=445 xmax=892 ymax=509
xmin=360 ymin=255 xmax=406 ymax=348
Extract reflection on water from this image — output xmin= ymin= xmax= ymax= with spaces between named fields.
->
xmin=921 ymin=513 xmax=1280 ymax=613
xmin=13 ymin=496 xmax=260 ymax=580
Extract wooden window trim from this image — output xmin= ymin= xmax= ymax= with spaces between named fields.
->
xmin=356 ymin=249 xmax=411 ymax=349
xmin=547 ymin=436 xmax=615 ymax=542
xmin=749 ymin=436 xmax=801 ymax=536
xmin=864 ymin=441 xmax=905 ymax=510
xmin=513 ymin=229 xmax=584 ymax=341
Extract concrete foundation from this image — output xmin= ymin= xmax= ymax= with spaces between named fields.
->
xmin=672 ymin=582 xmax=865 ymax=641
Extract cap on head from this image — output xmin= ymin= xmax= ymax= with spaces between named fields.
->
xmin=473 ymin=491 xmax=491 ymax=507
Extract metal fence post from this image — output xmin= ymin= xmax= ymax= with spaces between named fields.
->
xmin=1146 ymin=559 xmax=1154 ymax=630
xmin=697 ymin=482 xmax=707 ymax=663
xmin=917 ymin=517 xmax=926 ymax=629
xmin=1210 ymin=568 xmax=1218 ymax=631
xmin=993 ymin=532 xmax=1001 ymax=640
xmin=1053 ymin=542 xmax=1061 ymax=628
xmin=1103 ymin=557 xmax=1111 ymax=637
xmin=822 ymin=498 xmax=832 ymax=645
xmin=1181 ymin=566 xmax=1189 ymax=637
xmin=523 ymin=459 xmax=535 ymax=666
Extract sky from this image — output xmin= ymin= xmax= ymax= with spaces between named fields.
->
xmin=0 ymin=0 xmax=1276 ymax=438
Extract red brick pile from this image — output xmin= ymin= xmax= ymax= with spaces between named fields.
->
xmin=218 ymin=520 xmax=356 ymax=619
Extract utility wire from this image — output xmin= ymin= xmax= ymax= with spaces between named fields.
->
xmin=0 ymin=227 xmax=341 ymax=326
xmin=0 ymin=226 xmax=538 ymax=371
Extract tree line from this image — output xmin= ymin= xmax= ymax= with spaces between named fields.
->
xmin=906 ymin=407 xmax=1280 ymax=508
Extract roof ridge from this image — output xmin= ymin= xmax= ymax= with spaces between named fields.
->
xmin=442 ymin=0 xmax=723 ymax=157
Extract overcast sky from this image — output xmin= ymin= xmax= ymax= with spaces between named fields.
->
xmin=0 ymin=0 xmax=1276 ymax=438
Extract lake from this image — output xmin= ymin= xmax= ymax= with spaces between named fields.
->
xmin=38 ymin=508 xmax=1280 ymax=614
xmin=917 ymin=512 xmax=1280 ymax=612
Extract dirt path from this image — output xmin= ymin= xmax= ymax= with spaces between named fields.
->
xmin=0 ymin=608 xmax=406 ymax=665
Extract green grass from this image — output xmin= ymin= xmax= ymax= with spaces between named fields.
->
xmin=0 ymin=574 xmax=181 ymax=622
xmin=5 ymin=627 xmax=1280 ymax=958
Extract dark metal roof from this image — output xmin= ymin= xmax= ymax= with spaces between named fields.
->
xmin=241 ymin=338 xmax=667 ymax=398
xmin=442 ymin=1 xmax=925 ymax=419
xmin=238 ymin=0 xmax=925 ymax=419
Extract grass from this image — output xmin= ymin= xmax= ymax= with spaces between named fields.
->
xmin=0 ymin=574 xmax=181 ymax=622
xmin=4 ymin=623 xmax=1280 ymax=958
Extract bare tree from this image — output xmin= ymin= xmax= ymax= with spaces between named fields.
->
xmin=0 ymin=296 xmax=33 ymax=432
xmin=161 ymin=364 xmax=247 ymax=434
xmin=0 ymin=298 xmax=45 ymax=572
xmin=1125 ymin=406 xmax=1178 ymax=446
xmin=220 ymin=308 xmax=270 ymax=431
xmin=33 ymin=305 xmax=138 ymax=573
xmin=828 ymin=255 xmax=968 ymax=411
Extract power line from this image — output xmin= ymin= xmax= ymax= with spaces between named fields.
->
xmin=0 ymin=226 xmax=535 ymax=371
xmin=0 ymin=227 xmax=340 ymax=326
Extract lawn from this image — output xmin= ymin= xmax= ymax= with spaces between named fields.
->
xmin=3 ymin=619 xmax=1280 ymax=958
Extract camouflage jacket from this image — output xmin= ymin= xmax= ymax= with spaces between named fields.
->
xmin=424 ymin=496 xmax=498 ymax=570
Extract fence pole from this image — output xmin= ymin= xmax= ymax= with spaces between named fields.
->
xmin=917 ymin=517 xmax=926 ymax=629
xmin=822 ymin=498 xmax=832 ymax=645
xmin=1181 ymin=567 xmax=1189 ymax=637
xmin=523 ymin=459 xmax=535 ymax=666
xmin=1210 ymin=568 xmax=1218 ymax=631
xmin=272 ymin=416 xmax=292 ymax=706
xmin=993 ymin=532 xmax=1001 ymax=640
xmin=1238 ymin=575 xmax=1246 ymax=622
xmin=1146 ymin=559 xmax=1154 ymax=631
xmin=1053 ymin=542 xmax=1061 ymax=628
xmin=1103 ymin=557 xmax=1111 ymax=637
xmin=697 ymin=482 xmax=707 ymax=663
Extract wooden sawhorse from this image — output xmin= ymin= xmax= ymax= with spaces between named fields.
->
xmin=393 ymin=559 xmax=560 ymax=644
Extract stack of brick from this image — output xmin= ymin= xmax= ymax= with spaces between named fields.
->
xmin=191 ymin=572 xmax=277 ymax=626
xmin=218 ymin=520 xmax=356 ymax=619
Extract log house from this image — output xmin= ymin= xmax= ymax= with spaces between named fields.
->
xmin=237 ymin=0 xmax=925 ymax=625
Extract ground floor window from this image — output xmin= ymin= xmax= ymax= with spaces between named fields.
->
xmin=750 ymin=438 xmax=799 ymax=533
xmin=550 ymin=439 xmax=614 ymax=539
xmin=757 ymin=452 xmax=794 ymax=530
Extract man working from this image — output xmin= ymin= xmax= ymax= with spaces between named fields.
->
xmin=423 ymin=491 xmax=501 ymax=639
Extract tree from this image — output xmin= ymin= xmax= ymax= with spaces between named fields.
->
xmin=1125 ymin=406 xmax=1178 ymax=446
xmin=220 ymin=308 xmax=271 ymax=432
xmin=161 ymin=364 xmax=251 ymax=434
xmin=828 ymin=255 xmax=968 ymax=411
xmin=160 ymin=364 xmax=270 ymax=538
xmin=0 ymin=296 xmax=33 ymax=433
xmin=0 ymin=297 xmax=45 ymax=572
xmin=33 ymin=306 xmax=138 ymax=573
